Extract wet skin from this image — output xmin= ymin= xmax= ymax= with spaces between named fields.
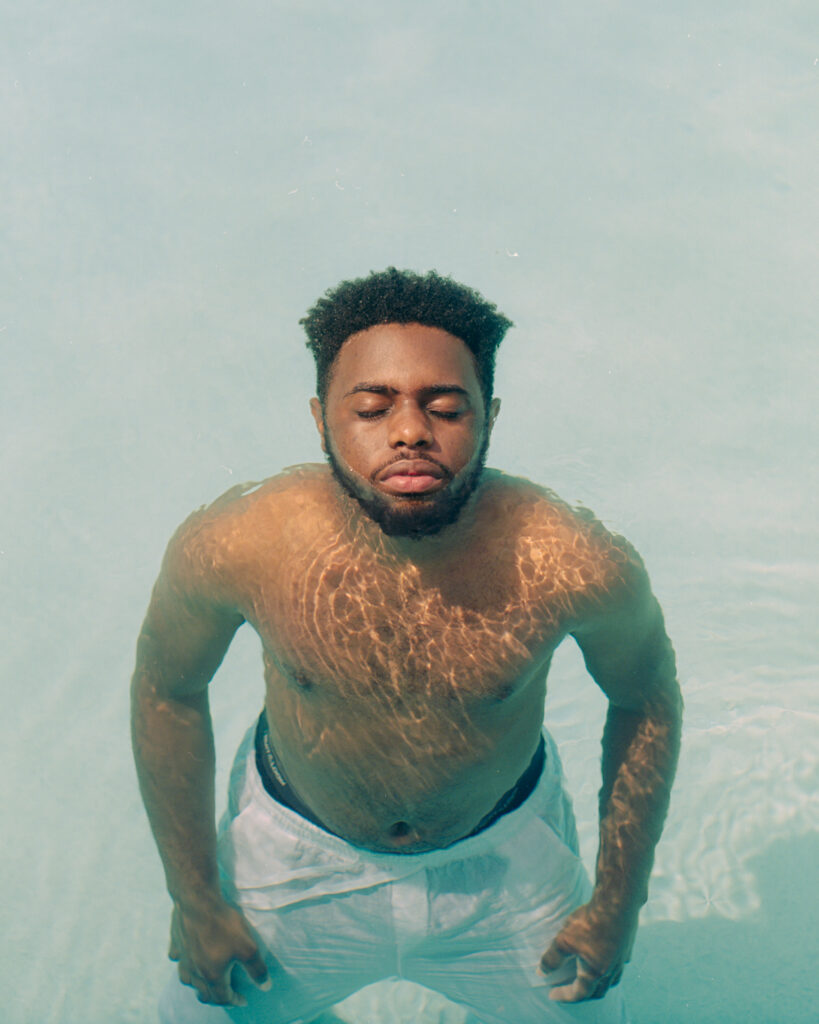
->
xmin=242 ymin=466 xmax=558 ymax=852
xmin=131 ymin=323 xmax=682 ymax=1005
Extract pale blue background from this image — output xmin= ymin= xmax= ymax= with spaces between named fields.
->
xmin=2 ymin=2 xmax=817 ymax=1021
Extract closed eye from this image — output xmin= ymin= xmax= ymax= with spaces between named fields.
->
xmin=355 ymin=407 xmax=464 ymax=420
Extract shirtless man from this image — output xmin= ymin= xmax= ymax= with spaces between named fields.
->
xmin=131 ymin=268 xmax=682 ymax=1024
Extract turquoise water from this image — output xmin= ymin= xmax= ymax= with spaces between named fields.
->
xmin=2 ymin=2 xmax=817 ymax=1021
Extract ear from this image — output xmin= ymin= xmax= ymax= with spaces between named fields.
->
xmin=309 ymin=397 xmax=327 ymax=453
xmin=487 ymin=397 xmax=501 ymax=433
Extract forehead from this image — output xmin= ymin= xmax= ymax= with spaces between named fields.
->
xmin=328 ymin=322 xmax=481 ymax=396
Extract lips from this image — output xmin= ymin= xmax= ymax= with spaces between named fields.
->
xmin=378 ymin=460 xmax=446 ymax=495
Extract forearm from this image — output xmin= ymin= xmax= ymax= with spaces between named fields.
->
xmin=131 ymin=674 xmax=221 ymax=910
xmin=592 ymin=692 xmax=682 ymax=920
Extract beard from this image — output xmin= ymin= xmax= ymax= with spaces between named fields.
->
xmin=324 ymin=431 xmax=491 ymax=540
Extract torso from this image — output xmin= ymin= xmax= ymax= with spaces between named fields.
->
xmin=194 ymin=464 xmax=632 ymax=852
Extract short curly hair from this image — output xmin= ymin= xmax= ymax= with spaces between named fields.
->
xmin=301 ymin=267 xmax=513 ymax=407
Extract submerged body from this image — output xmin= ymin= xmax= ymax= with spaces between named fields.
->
xmin=166 ymin=464 xmax=635 ymax=853
xmin=132 ymin=306 xmax=682 ymax=1018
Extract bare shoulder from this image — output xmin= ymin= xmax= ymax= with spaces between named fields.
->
xmin=162 ymin=463 xmax=332 ymax=598
xmin=481 ymin=470 xmax=647 ymax=615
xmin=476 ymin=474 xmax=676 ymax=706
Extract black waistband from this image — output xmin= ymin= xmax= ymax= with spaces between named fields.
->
xmin=254 ymin=711 xmax=545 ymax=840
xmin=468 ymin=733 xmax=545 ymax=835
xmin=254 ymin=712 xmax=328 ymax=830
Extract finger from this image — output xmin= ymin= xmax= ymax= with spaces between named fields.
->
xmin=549 ymin=977 xmax=597 ymax=1003
xmin=203 ymin=970 xmax=249 ymax=1009
xmin=192 ymin=977 xmax=215 ymax=1005
xmin=225 ymin=982 xmax=248 ymax=1009
xmin=539 ymin=940 xmax=569 ymax=974
xmin=222 ymin=985 xmax=248 ymax=1008
xmin=240 ymin=950 xmax=272 ymax=990
xmin=549 ymin=959 xmax=601 ymax=1003
xmin=192 ymin=978 xmax=248 ymax=1008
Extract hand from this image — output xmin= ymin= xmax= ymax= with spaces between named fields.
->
xmin=539 ymin=901 xmax=637 ymax=1003
xmin=169 ymin=899 xmax=272 ymax=1006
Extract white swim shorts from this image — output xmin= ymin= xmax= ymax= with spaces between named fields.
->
xmin=158 ymin=726 xmax=629 ymax=1024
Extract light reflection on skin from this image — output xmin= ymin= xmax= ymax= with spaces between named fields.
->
xmin=258 ymin=455 xmax=628 ymax=855
xmin=241 ymin=324 xmax=632 ymax=851
xmin=132 ymin=319 xmax=680 ymax=1005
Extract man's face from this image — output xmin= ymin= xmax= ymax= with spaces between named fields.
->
xmin=310 ymin=323 xmax=500 ymax=539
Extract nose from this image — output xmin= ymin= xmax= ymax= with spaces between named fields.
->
xmin=388 ymin=401 xmax=433 ymax=449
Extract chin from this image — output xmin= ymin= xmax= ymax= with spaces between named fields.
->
xmin=325 ymin=451 xmax=478 ymax=539
xmin=324 ymin=429 xmax=491 ymax=541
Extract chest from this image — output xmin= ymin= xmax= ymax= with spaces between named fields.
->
xmin=251 ymin=536 xmax=565 ymax=703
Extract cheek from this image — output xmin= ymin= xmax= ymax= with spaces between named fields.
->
xmin=451 ymin=424 xmax=486 ymax=461
xmin=328 ymin=421 xmax=376 ymax=468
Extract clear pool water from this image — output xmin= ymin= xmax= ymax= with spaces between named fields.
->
xmin=2 ymin=2 xmax=817 ymax=1022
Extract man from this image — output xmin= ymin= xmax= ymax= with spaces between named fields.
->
xmin=131 ymin=268 xmax=682 ymax=1024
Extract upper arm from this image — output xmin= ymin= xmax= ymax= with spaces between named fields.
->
xmin=132 ymin=515 xmax=245 ymax=700
xmin=570 ymin=556 xmax=680 ymax=714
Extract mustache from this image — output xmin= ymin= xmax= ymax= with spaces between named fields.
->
xmin=371 ymin=454 xmax=453 ymax=483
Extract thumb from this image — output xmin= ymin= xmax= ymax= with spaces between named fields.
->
xmin=241 ymin=949 xmax=273 ymax=991
xmin=540 ymin=939 xmax=570 ymax=975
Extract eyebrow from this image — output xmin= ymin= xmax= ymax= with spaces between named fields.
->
xmin=343 ymin=383 xmax=471 ymax=399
